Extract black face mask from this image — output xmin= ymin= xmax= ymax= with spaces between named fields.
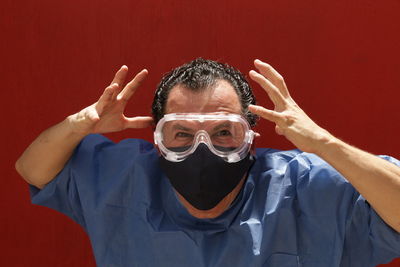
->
xmin=159 ymin=143 xmax=255 ymax=210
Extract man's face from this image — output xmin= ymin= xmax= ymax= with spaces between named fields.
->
xmin=159 ymin=80 xmax=254 ymax=215
xmin=165 ymin=80 xmax=242 ymax=115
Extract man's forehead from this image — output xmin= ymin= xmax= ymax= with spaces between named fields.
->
xmin=165 ymin=80 xmax=242 ymax=114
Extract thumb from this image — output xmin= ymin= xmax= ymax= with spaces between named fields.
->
xmin=124 ymin=116 xmax=154 ymax=129
xmin=248 ymin=104 xmax=282 ymax=123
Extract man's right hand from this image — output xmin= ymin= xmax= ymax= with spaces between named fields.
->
xmin=68 ymin=66 xmax=153 ymax=135
xmin=16 ymin=65 xmax=153 ymax=188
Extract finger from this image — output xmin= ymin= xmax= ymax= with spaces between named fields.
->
xmin=111 ymin=83 xmax=120 ymax=101
xmin=110 ymin=66 xmax=127 ymax=100
xmin=254 ymin=59 xmax=290 ymax=98
xmin=124 ymin=116 xmax=154 ymax=129
xmin=110 ymin=65 xmax=129 ymax=87
xmin=118 ymin=69 xmax=148 ymax=101
xmin=249 ymin=70 xmax=286 ymax=108
xmin=248 ymin=104 xmax=283 ymax=123
xmin=96 ymin=83 xmax=118 ymax=113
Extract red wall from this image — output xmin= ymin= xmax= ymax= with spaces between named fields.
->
xmin=2 ymin=0 xmax=399 ymax=266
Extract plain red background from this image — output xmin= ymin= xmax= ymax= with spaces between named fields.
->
xmin=1 ymin=0 xmax=399 ymax=266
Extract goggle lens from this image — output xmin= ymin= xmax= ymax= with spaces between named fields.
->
xmin=161 ymin=120 xmax=246 ymax=153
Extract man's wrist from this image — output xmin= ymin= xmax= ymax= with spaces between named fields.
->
xmin=311 ymin=129 xmax=339 ymax=157
xmin=65 ymin=114 xmax=92 ymax=139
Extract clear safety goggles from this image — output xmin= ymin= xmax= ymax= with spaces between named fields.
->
xmin=154 ymin=113 xmax=255 ymax=163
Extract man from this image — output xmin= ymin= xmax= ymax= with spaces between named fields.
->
xmin=16 ymin=58 xmax=400 ymax=266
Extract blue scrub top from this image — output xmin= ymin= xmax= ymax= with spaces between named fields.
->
xmin=30 ymin=134 xmax=400 ymax=267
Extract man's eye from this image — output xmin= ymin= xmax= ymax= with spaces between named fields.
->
xmin=175 ymin=132 xmax=193 ymax=138
xmin=215 ymin=130 xmax=232 ymax=137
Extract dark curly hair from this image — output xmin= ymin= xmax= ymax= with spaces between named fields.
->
xmin=152 ymin=58 xmax=258 ymax=127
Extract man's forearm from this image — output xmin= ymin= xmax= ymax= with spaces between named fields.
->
xmin=315 ymin=136 xmax=400 ymax=233
xmin=15 ymin=115 xmax=87 ymax=189
xmin=246 ymin=59 xmax=400 ymax=232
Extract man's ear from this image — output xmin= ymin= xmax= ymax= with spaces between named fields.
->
xmin=152 ymin=127 xmax=162 ymax=156
xmin=250 ymin=132 xmax=260 ymax=154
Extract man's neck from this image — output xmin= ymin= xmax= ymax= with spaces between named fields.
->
xmin=175 ymin=176 xmax=246 ymax=219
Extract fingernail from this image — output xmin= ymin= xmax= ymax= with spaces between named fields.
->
xmin=249 ymin=70 xmax=257 ymax=75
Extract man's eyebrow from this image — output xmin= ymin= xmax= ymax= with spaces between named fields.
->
xmin=212 ymin=121 xmax=233 ymax=131
xmin=171 ymin=123 xmax=193 ymax=132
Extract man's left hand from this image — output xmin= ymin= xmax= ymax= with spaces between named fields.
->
xmin=248 ymin=59 xmax=332 ymax=154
